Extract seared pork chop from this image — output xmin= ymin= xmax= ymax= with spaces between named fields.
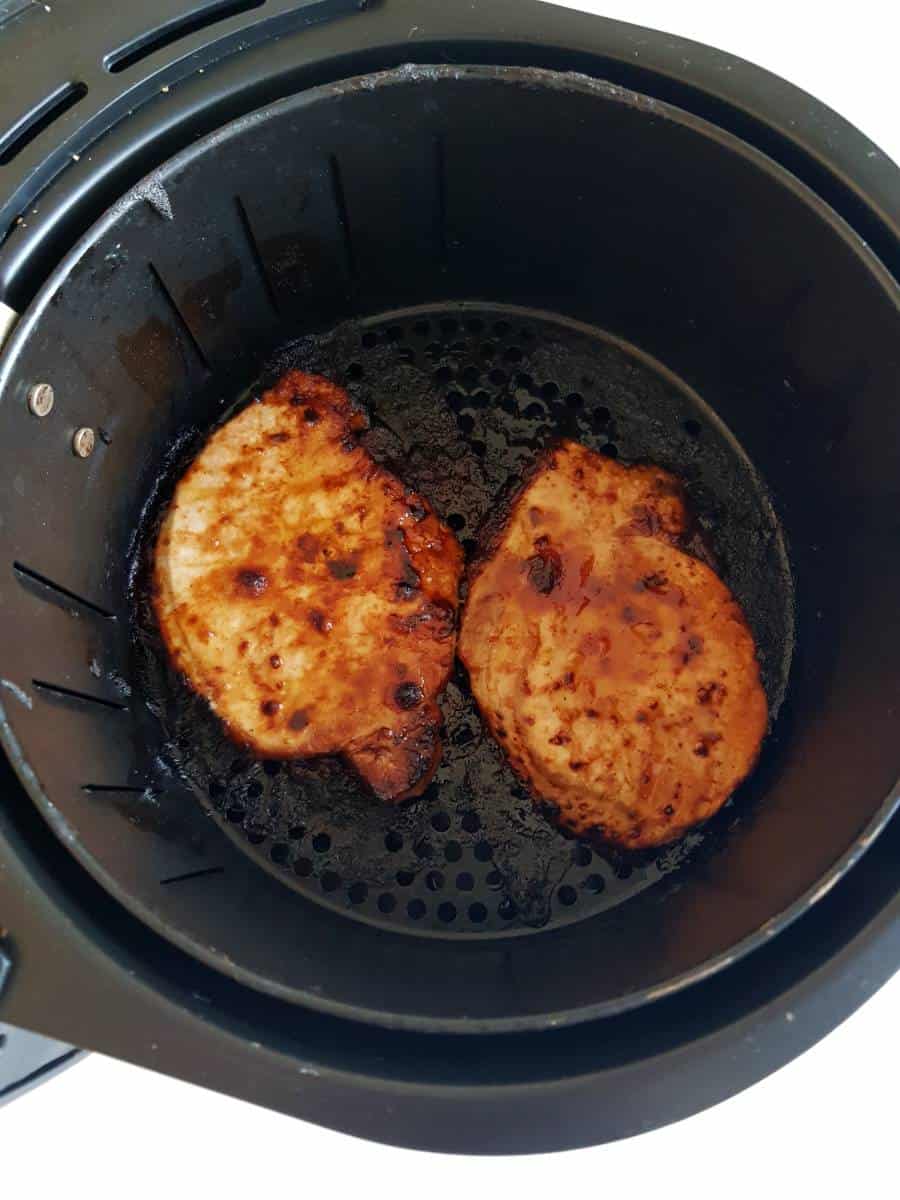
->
xmin=153 ymin=370 xmax=463 ymax=801
xmin=459 ymin=441 xmax=767 ymax=848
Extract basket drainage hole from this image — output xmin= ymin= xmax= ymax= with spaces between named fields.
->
xmin=431 ymin=811 xmax=451 ymax=832
xmin=474 ymin=840 xmax=492 ymax=862
xmin=566 ymin=392 xmax=585 ymax=410
xmin=468 ymin=903 xmax=488 ymax=924
xmin=378 ymin=892 xmax=396 ymax=913
xmin=347 ymin=363 xmax=364 ymax=381
xmin=456 ymin=872 xmax=474 ymax=891
xmin=226 ymin=806 xmax=245 ymax=824
xmin=584 ymin=873 xmax=606 ymax=894
xmin=444 ymin=840 xmax=462 ymax=863
xmin=348 ymin=882 xmax=368 ymax=904
xmin=447 ymin=513 xmax=466 ymax=532
xmin=270 ymin=843 xmax=290 ymax=865
xmin=321 ymin=871 xmax=341 ymax=892
xmin=396 ymin=869 xmax=415 ymax=887
xmin=288 ymin=825 xmax=305 ymax=840
xmin=461 ymin=812 xmax=481 ymax=833
xmin=541 ymin=382 xmax=559 ymax=401
xmin=426 ymin=870 xmax=444 ymax=891
xmin=246 ymin=828 xmax=266 ymax=845
xmin=486 ymin=869 xmax=503 ymax=889
xmin=592 ymin=406 xmax=611 ymax=428
xmin=312 ymin=833 xmax=331 ymax=853
xmin=294 ymin=857 xmax=313 ymax=877
xmin=262 ymin=761 xmax=281 ymax=777
xmin=602 ymin=443 xmax=619 ymax=459
xmin=407 ymin=898 xmax=427 ymax=919
xmin=498 ymin=898 xmax=518 ymax=920
xmin=573 ymin=844 xmax=593 ymax=867
xmin=438 ymin=902 xmax=457 ymax=923
xmin=385 ymin=831 xmax=403 ymax=852
xmin=558 ymin=885 xmax=578 ymax=907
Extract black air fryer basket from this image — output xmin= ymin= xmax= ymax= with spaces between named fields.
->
xmin=0 ymin=0 xmax=898 ymax=1152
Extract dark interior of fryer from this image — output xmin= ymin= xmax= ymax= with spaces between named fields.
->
xmin=0 ymin=66 xmax=897 ymax=1030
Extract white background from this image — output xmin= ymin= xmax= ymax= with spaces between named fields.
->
xmin=3 ymin=1 xmax=898 ymax=1194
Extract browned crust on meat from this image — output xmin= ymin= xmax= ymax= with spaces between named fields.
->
xmin=153 ymin=370 xmax=463 ymax=801
xmin=459 ymin=441 xmax=768 ymax=848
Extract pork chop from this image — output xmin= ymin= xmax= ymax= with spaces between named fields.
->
xmin=153 ymin=370 xmax=463 ymax=801
xmin=459 ymin=441 xmax=768 ymax=848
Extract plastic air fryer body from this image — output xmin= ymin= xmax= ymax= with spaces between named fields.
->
xmin=0 ymin=0 xmax=897 ymax=1153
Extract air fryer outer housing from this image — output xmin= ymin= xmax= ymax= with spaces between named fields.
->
xmin=0 ymin=0 xmax=897 ymax=1153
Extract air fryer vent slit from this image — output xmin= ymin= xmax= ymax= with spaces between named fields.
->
xmin=0 ymin=82 xmax=88 ymax=167
xmin=434 ymin=132 xmax=448 ymax=266
xmin=12 ymin=562 xmax=115 ymax=620
xmin=81 ymin=784 xmax=146 ymax=794
xmin=234 ymin=195 xmax=280 ymax=315
xmin=328 ymin=155 xmax=356 ymax=282
xmin=32 ymin=680 xmax=127 ymax=711
xmin=146 ymin=262 xmax=211 ymax=372
xmin=104 ymin=0 xmax=267 ymax=74
xmin=159 ymin=866 xmax=226 ymax=886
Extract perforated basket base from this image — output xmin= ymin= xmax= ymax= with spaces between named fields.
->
xmin=132 ymin=302 xmax=792 ymax=939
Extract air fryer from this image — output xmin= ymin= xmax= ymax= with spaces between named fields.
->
xmin=0 ymin=0 xmax=897 ymax=1153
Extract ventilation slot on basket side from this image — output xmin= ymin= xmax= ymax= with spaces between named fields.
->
xmin=159 ymin=866 xmax=225 ymax=886
xmin=235 ymin=196 xmax=280 ymax=315
xmin=32 ymin=680 xmax=127 ymax=712
xmin=328 ymin=155 xmax=356 ymax=282
xmin=0 ymin=83 xmax=88 ymax=167
xmin=13 ymin=563 xmax=115 ymax=620
xmin=147 ymin=263 xmax=211 ymax=371
xmin=105 ymin=0 xmax=266 ymax=73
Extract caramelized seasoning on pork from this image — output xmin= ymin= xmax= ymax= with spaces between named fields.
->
xmin=153 ymin=370 xmax=463 ymax=801
xmin=459 ymin=441 xmax=768 ymax=848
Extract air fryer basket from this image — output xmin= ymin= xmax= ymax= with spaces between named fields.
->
xmin=0 ymin=66 xmax=897 ymax=1034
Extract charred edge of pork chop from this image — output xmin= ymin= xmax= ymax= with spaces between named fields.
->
xmin=346 ymin=704 xmax=444 ymax=802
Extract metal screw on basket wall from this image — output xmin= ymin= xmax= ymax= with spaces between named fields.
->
xmin=27 ymin=383 xmax=55 ymax=417
xmin=72 ymin=427 xmax=95 ymax=458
